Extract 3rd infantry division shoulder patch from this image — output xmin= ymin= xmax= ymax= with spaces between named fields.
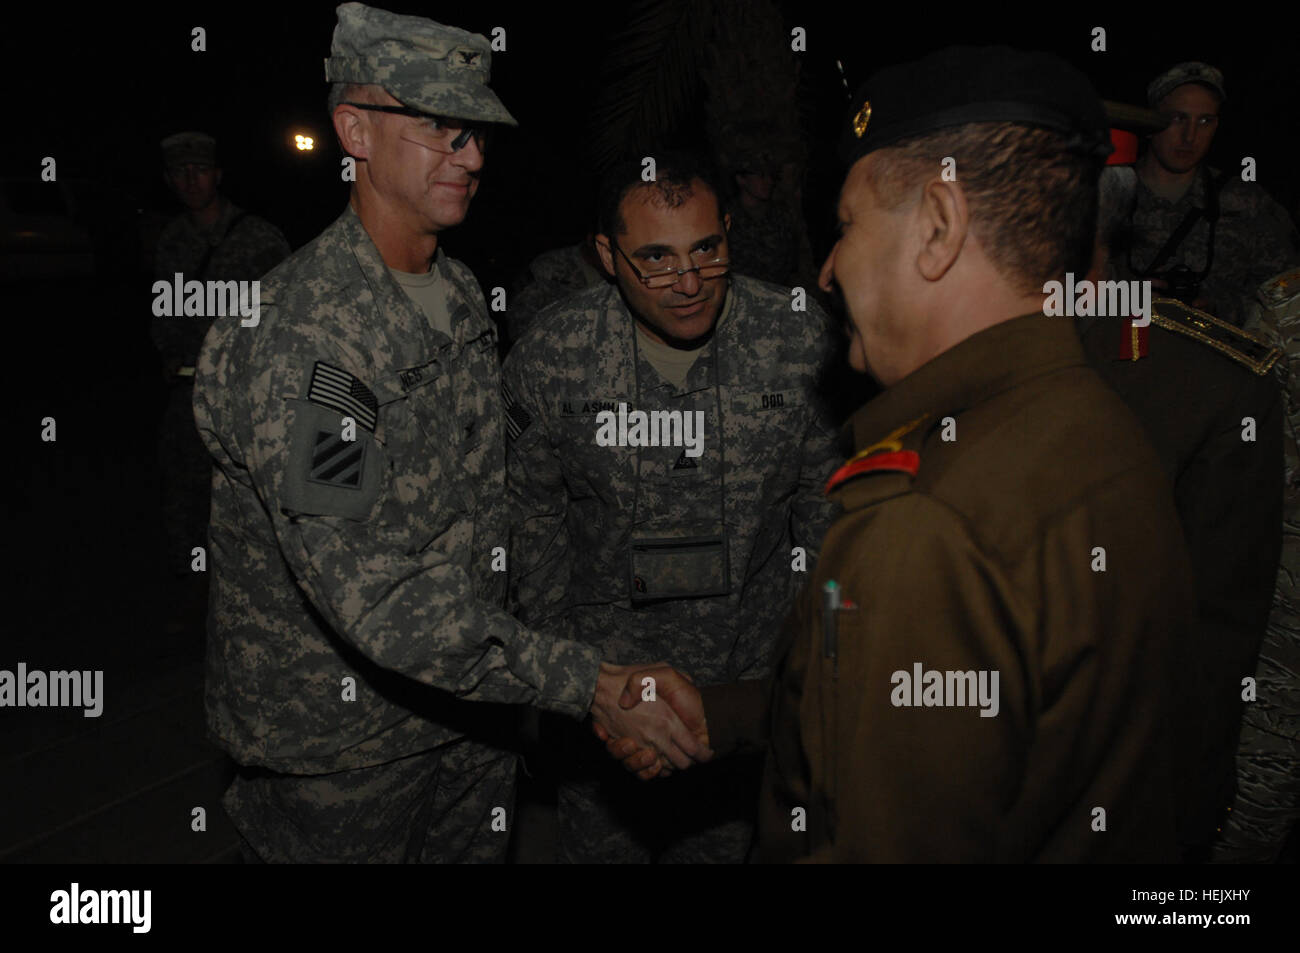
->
xmin=309 ymin=431 xmax=365 ymax=489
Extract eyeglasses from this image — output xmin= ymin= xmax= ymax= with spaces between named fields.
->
xmin=611 ymin=241 xmax=730 ymax=288
xmin=341 ymin=102 xmax=490 ymax=152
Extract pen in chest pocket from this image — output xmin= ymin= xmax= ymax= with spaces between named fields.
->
xmin=821 ymin=579 xmax=858 ymax=678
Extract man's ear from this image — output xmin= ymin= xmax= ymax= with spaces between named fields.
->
xmin=915 ymin=178 xmax=968 ymax=282
xmin=333 ymin=105 xmax=371 ymax=161
xmin=594 ymin=233 xmax=616 ymax=278
xmin=215 ymin=168 xmax=223 ymax=188
xmin=723 ymin=212 xmax=731 ymax=233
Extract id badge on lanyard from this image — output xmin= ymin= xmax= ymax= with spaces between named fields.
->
xmin=624 ymin=316 xmax=731 ymax=605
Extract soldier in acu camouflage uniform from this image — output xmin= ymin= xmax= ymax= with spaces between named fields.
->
xmin=152 ymin=132 xmax=289 ymax=622
xmin=1108 ymin=62 xmax=1300 ymax=328
xmin=505 ymin=238 xmax=606 ymax=348
xmin=1217 ymin=266 xmax=1300 ymax=861
xmin=503 ymin=151 xmax=841 ymax=862
xmin=193 ymin=3 xmax=707 ymax=864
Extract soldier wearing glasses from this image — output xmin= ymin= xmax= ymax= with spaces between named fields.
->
xmin=502 ymin=151 xmax=841 ymax=862
xmin=193 ymin=4 xmax=711 ymax=863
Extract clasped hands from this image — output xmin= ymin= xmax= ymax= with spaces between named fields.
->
xmin=590 ymin=662 xmax=711 ymax=780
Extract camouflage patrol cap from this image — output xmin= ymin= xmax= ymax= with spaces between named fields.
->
xmin=161 ymin=131 xmax=217 ymax=166
xmin=1147 ymin=62 xmax=1226 ymax=107
xmin=324 ymin=2 xmax=516 ymax=126
xmin=840 ymin=46 xmax=1112 ymax=166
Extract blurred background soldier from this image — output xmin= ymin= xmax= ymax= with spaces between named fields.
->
xmin=1218 ymin=265 xmax=1300 ymax=862
xmin=1086 ymin=160 xmax=1283 ymax=861
xmin=720 ymin=147 xmax=801 ymax=288
xmin=504 ymin=235 xmax=606 ymax=349
xmin=152 ymin=131 xmax=290 ymax=634
xmin=1108 ymin=62 xmax=1300 ymax=327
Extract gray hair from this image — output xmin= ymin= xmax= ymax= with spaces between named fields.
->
xmin=326 ymin=82 xmax=379 ymax=119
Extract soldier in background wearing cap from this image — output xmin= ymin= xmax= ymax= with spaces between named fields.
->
xmin=193 ymin=2 xmax=708 ymax=863
xmin=1109 ymin=62 xmax=1300 ymax=327
xmin=599 ymin=46 xmax=1198 ymax=862
xmin=1081 ymin=161 xmax=1283 ymax=862
xmin=152 ymin=131 xmax=290 ymax=632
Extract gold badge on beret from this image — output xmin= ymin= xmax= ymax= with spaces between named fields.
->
xmin=852 ymin=100 xmax=872 ymax=138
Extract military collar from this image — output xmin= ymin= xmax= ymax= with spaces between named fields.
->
xmin=848 ymin=313 xmax=1088 ymax=455
xmin=622 ymin=277 xmax=741 ymax=395
xmin=1136 ymin=164 xmax=1214 ymax=210
xmin=189 ymin=197 xmax=240 ymax=240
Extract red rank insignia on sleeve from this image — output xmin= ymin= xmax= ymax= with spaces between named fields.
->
xmin=1119 ymin=318 xmax=1149 ymax=361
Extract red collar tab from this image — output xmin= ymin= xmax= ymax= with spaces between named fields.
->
xmin=1108 ymin=129 xmax=1138 ymax=166
xmin=1119 ymin=317 xmax=1149 ymax=361
xmin=825 ymin=449 xmax=921 ymax=495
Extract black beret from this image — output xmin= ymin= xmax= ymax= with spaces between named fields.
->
xmin=840 ymin=46 xmax=1113 ymax=164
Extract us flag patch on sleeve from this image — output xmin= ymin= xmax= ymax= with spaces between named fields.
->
xmin=502 ymin=381 xmax=533 ymax=441
xmin=308 ymin=361 xmax=378 ymax=432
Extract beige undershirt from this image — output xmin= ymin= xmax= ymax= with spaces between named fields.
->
xmin=391 ymin=261 xmax=452 ymax=338
xmin=636 ymin=289 xmax=733 ymax=390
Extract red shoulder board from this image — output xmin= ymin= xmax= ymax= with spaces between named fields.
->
xmin=824 ymin=450 xmax=920 ymax=495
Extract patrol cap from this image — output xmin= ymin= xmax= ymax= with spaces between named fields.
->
xmin=840 ymin=46 xmax=1112 ymax=166
xmin=324 ymin=2 xmax=516 ymax=126
xmin=1146 ymin=61 xmax=1226 ymax=107
xmin=161 ymin=131 xmax=217 ymax=166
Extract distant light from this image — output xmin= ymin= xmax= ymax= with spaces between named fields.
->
xmin=294 ymin=134 xmax=315 ymax=151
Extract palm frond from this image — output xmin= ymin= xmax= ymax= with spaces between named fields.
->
xmin=586 ymin=0 xmax=715 ymax=173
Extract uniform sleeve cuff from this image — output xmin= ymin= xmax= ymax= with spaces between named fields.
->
xmin=534 ymin=636 xmax=603 ymax=719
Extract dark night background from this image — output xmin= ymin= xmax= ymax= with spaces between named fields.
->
xmin=3 ymin=1 xmax=1297 ymax=864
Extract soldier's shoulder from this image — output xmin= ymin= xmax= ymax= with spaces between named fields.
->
xmin=257 ymin=220 xmax=359 ymax=299
xmin=1216 ymin=173 xmax=1289 ymax=214
xmin=731 ymin=273 xmax=798 ymax=309
xmin=1149 ymin=298 xmax=1282 ymax=377
xmin=529 ymin=245 xmax=588 ymax=283
xmin=515 ymin=283 xmax=617 ymax=345
xmin=1257 ymin=267 xmax=1300 ymax=313
xmin=235 ymin=212 xmax=289 ymax=245
xmin=214 ymin=229 xmax=369 ymax=365
xmin=729 ymin=275 xmax=833 ymax=350
xmin=157 ymin=214 xmax=190 ymax=242
xmin=506 ymin=282 xmax=618 ymax=371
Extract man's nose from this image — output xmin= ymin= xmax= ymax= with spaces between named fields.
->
xmin=818 ymin=246 xmax=837 ymax=293
xmin=675 ymin=267 xmax=702 ymax=296
xmin=451 ymin=135 xmax=485 ymax=172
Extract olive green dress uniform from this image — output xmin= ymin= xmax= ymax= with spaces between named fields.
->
xmin=753 ymin=315 xmax=1196 ymax=862
xmin=1080 ymin=299 xmax=1283 ymax=855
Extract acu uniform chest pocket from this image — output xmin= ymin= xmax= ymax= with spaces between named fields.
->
xmin=628 ymin=534 xmax=730 ymax=604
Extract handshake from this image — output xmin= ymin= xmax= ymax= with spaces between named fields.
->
xmin=590 ymin=662 xmax=713 ymax=780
